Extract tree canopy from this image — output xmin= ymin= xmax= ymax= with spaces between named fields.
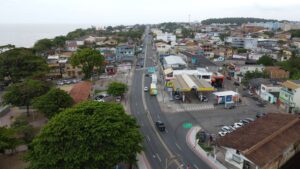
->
xmin=25 ymin=101 xmax=143 ymax=169
xmin=107 ymin=82 xmax=128 ymax=96
xmin=3 ymin=79 xmax=50 ymax=116
xmin=201 ymin=17 xmax=278 ymax=25
xmin=32 ymin=88 xmax=73 ymax=118
xmin=70 ymin=48 xmax=104 ymax=79
xmin=0 ymin=127 xmax=18 ymax=153
xmin=276 ymin=57 xmax=300 ymax=80
xmin=241 ymin=70 xmax=269 ymax=86
xmin=181 ymin=28 xmax=194 ymax=38
xmin=257 ymin=55 xmax=274 ymax=66
xmin=33 ymin=39 xmax=54 ymax=53
xmin=0 ymin=48 xmax=48 ymax=83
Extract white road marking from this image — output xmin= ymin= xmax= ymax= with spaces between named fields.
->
xmin=175 ymin=143 xmax=182 ymax=151
xmin=155 ymin=153 xmax=162 ymax=162
xmin=193 ymin=164 xmax=199 ymax=169
xmin=146 ymin=135 xmax=151 ymax=142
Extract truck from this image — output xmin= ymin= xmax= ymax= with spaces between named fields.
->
xmin=152 ymin=74 xmax=157 ymax=84
xmin=150 ymin=83 xmax=158 ymax=96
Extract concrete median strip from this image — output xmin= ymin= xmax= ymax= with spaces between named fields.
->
xmin=186 ymin=126 xmax=227 ymax=169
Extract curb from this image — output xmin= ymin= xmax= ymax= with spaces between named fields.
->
xmin=186 ymin=126 xmax=222 ymax=169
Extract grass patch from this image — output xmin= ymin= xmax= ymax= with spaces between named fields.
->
xmin=94 ymin=89 xmax=106 ymax=94
xmin=198 ymin=142 xmax=213 ymax=152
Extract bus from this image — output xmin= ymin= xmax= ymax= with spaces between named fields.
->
xmin=150 ymin=83 xmax=158 ymax=96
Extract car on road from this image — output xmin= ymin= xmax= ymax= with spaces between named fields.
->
xmin=56 ymin=81 xmax=64 ymax=85
xmin=256 ymin=112 xmax=266 ymax=118
xmin=199 ymin=95 xmax=208 ymax=102
xmin=145 ymin=74 xmax=150 ymax=77
xmin=63 ymin=79 xmax=72 ymax=85
xmin=226 ymin=76 xmax=232 ymax=80
xmin=174 ymin=95 xmax=182 ymax=100
xmin=155 ymin=121 xmax=165 ymax=132
xmin=256 ymin=101 xmax=266 ymax=107
xmin=144 ymin=86 xmax=148 ymax=92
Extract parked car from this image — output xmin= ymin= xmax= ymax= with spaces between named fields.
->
xmin=245 ymin=117 xmax=255 ymax=122
xmin=175 ymin=95 xmax=180 ymax=100
xmin=225 ymin=104 xmax=236 ymax=109
xmin=155 ymin=121 xmax=165 ymax=132
xmin=240 ymin=119 xmax=250 ymax=125
xmin=256 ymin=112 xmax=266 ymax=118
xmin=218 ymin=131 xmax=227 ymax=137
xmin=56 ymin=81 xmax=64 ymax=85
xmin=221 ymin=126 xmax=232 ymax=133
xmin=115 ymin=96 xmax=121 ymax=102
xmin=144 ymin=86 xmax=148 ymax=92
xmin=256 ymin=101 xmax=266 ymax=107
xmin=233 ymin=81 xmax=240 ymax=86
xmin=199 ymin=96 xmax=208 ymax=102
xmin=233 ymin=122 xmax=243 ymax=129
xmin=226 ymin=76 xmax=232 ymax=80
xmin=145 ymin=74 xmax=150 ymax=77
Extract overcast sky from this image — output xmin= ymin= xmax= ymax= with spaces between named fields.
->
xmin=1 ymin=0 xmax=300 ymax=25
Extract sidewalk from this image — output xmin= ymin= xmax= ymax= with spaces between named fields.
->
xmin=186 ymin=126 xmax=227 ymax=169
xmin=137 ymin=152 xmax=152 ymax=169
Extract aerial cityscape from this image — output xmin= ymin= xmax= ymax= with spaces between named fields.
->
xmin=0 ymin=0 xmax=300 ymax=169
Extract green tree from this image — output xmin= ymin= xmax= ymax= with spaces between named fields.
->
xmin=0 ymin=48 xmax=48 ymax=83
xmin=3 ymin=79 xmax=50 ymax=116
xmin=181 ymin=28 xmax=194 ymax=38
xmin=53 ymin=36 xmax=67 ymax=48
xmin=11 ymin=116 xmax=35 ymax=144
xmin=107 ymin=82 xmax=128 ymax=96
xmin=241 ymin=70 xmax=268 ymax=86
xmin=0 ymin=127 xmax=18 ymax=153
xmin=237 ymin=48 xmax=247 ymax=54
xmin=25 ymin=101 xmax=143 ymax=169
xmin=33 ymin=38 xmax=54 ymax=53
xmin=70 ymin=48 xmax=104 ymax=79
xmin=257 ymin=55 xmax=274 ymax=66
xmin=32 ymin=88 xmax=73 ymax=118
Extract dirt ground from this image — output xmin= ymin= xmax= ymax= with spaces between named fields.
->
xmin=0 ymin=152 xmax=28 ymax=169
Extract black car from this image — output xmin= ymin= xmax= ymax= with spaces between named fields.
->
xmin=256 ymin=101 xmax=266 ymax=107
xmin=233 ymin=81 xmax=240 ymax=86
xmin=225 ymin=104 xmax=236 ymax=109
xmin=256 ymin=112 xmax=266 ymax=118
xmin=155 ymin=121 xmax=165 ymax=132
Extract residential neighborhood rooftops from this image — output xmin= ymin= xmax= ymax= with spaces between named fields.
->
xmin=164 ymin=55 xmax=186 ymax=65
xmin=69 ymin=81 xmax=92 ymax=104
xmin=282 ymin=80 xmax=300 ymax=90
xmin=217 ymin=113 xmax=300 ymax=168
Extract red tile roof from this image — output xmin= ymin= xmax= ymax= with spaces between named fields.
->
xmin=217 ymin=113 xmax=300 ymax=168
xmin=69 ymin=81 xmax=92 ymax=104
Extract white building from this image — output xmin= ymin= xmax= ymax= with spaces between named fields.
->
xmin=155 ymin=42 xmax=171 ymax=54
xmin=156 ymin=32 xmax=176 ymax=43
xmin=172 ymin=68 xmax=213 ymax=83
xmin=260 ymin=82 xmax=281 ymax=104
xmin=244 ymin=38 xmax=258 ymax=50
xmin=163 ymin=55 xmax=187 ymax=70
xmin=248 ymin=53 xmax=264 ymax=60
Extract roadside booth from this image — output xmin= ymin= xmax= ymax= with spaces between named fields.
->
xmin=212 ymin=91 xmax=239 ymax=105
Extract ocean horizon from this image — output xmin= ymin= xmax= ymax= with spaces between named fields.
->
xmin=0 ymin=24 xmax=95 ymax=48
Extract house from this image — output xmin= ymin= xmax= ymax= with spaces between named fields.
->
xmin=156 ymin=32 xmax=176 ymax=43
xmin=163 ymin=55 xmax=187 ymax=70
xmin=279 ymin=80 xmax=300 ymax=113
xmin=65 ymin=41 xmax=78 ymax=52
xmin=248 ymin=53 xmax=264 ymax=60
xmin=46 ymin=55 xmax=61 ymax=79
xmin=265 ymin=66 xmax=289 ymax=80
xmin=260 ymin=81 xmax=282 ymax=104
xmin=99 ymin=48 xmax=116 ymax=64
xmin=116 ymin=44 xmax=135 ymax=62
xmin=257 ymin=39 xmax=278 ymax=49
xmin=216 ymin=113 xmax=300 ymax=169
xmin=69 ymin=81 xmax=92 ymax=104
xmin=225 ymin=37 xmax=244 ymax=48
xmin=248 ymin=78 xmax=271 ymax=95
xmin=232 ymin=65 xmax=265 ymax=82
xmin=244 ymin=38 xmax=258 ymax=50
xmin=155 ymin=42 xmax=171 ymax=54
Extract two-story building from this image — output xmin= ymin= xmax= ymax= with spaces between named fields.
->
xmin=116 ymin=44 xmax=135 ymax=62
xmin=155 ymin=42 xmax=171 ymax=55
xmin=279 ymin=80 xmax=300 ymax=113
xmin=260 ymin=81 xmax=281 ymax=104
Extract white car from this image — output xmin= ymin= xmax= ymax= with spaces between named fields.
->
xmin=218 ymin=131 xmax=227 ymax=137
xmin=144 ymin=86 xmax=148 ymax=92
xmin=221 ymin=126 xmax=232 ymax=133
xmin=95 ymin=98 xmax=105 ymax=102
xmin=233 ymin=122 xmax=243 ymax=129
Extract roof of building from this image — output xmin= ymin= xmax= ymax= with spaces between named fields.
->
xmin=181 ymin=51 xmax=218 ymax=67
xmin=213 ymin=91 xmax=239 ymax=97
xmin=164 ymin=55 xmax=186 ymax=65
xmin=217 ymin=113 xmax=300 ymax=168
xmin=282 ymin=80 xmax=300 ymax=90
xmin=69 ymin=81 xmax=92 ymax=104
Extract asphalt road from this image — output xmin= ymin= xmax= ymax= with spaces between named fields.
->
xmin=129 ymin=27 xmax=211 ymax=169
